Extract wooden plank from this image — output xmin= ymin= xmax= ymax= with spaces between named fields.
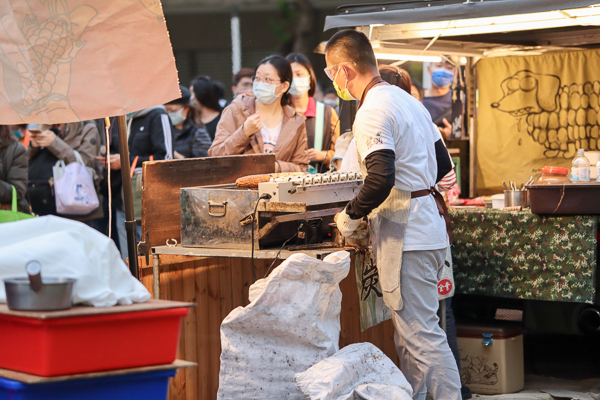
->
xmin=207 ymin=263 xmax=222 ymax=399
xmin=0 ymin=300 xmax=193 ymax=319
xmin=156 ymin=254 xmax=201 ymax=266
xmin=181 ymin=261 xmax=199 ymax=400
xmin=142 ymin=154 xmax=276 ymax=250
xmin=230 ymin=257 xmax=244 ymax=308
xmin=339 ymin=257 xmax=359 ymax=350
xmin=220 ymin=259 xmax=233 ymax=321
xmin=240 ymin=258 xmax=255 ymax=306
xmin=168 ymin=263 xmax=186 ymax=400
xmin=0 ymin=360 xmax=196 ymax=384
xmin=195 ymin=260 xmax=210 ymax=400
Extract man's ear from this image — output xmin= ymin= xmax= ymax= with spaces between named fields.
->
xmin=231 ymin=86 xmax=237 ymax=94
xmin=427 ymin=65 xmax=432 ymax=75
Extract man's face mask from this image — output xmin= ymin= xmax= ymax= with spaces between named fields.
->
xmin=332 ymin=65 xmax=357 ymax=102
xmin=431 ymin=67 xmax=454 ymax=88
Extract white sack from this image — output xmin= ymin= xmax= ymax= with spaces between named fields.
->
xmin=0 ymin=216 xmax=150 ymax=307
xmin=294 ymin=342 xmax=413 ymax=400
xmin=217 ymin=251 xmax=351 ymax=400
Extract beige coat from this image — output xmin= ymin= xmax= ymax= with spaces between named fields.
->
xmin=208 ymin=95 xmax=309 ymax=172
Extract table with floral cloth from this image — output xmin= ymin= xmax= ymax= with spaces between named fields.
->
xmin=450 ymin=208 xmax=598 ymax=304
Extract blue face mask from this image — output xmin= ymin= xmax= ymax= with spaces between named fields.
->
xmin=12 ymin=129 xmax=23 ymax=139
xmin=431 ymin=68 xmax=454 ymax=88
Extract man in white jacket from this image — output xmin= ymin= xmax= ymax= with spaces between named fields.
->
xmin=326 ymin=30 xmax=461 ymax=400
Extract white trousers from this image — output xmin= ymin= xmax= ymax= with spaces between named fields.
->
xmin=392 ymin=248 xmax=461 ymax=400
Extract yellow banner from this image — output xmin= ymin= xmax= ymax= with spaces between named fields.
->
xmin=476 ymin=49 xmax=600 ymax=194
xmin=0 ymin=0 xmax=180 ymax=124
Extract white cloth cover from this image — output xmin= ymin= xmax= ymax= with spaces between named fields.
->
xmin=0 ymin=216 xmax=150 ymax=307
xmin=294 ymin=342 xmax=413 ymax=400
xmin=217 ymin=251 xmax=351 ymax=400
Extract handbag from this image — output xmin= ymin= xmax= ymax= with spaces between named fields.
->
xmin=52 ymin=150 xmax=100 ymax=215
xmin=0 ymin=186 xmax=35 ymax=223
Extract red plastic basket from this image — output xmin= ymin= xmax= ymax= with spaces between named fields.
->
xmin=0 ymin=307 xmax=189 ymax=377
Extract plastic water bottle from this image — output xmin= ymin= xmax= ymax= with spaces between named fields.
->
xmin=597 ymin=161 xmax=600 ymax=182
xmin=570 ymin=149 xmax=590 ymax=182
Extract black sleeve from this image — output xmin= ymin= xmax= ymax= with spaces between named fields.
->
xmin=435 ymin=139 xmax=452 ymax=183
xmin=143 ymin=111 xmax=169 ymax=163
xmin=346 ymin=149 xmax=395 ymax=220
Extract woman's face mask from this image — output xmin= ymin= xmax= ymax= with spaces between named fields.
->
xmin=431 ymin=67 xmax=454 ymax=88
xmin=253 ymin=80 xmax=282 ymax=105
xmin=289 ymin=76 xmax=311 ymax=98
xmin=168 ymin=107 xmax=187 ymax=126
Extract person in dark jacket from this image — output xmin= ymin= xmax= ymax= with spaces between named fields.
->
xmin=165 ymin=85 xmax=211 ymax=159
xmin=127 ymin=106 xmax=173 ymax=165
xmin=0 ymin=125 xmax=29 ymax=213
xmin=116 ymin=105 xmax=172 ymax=260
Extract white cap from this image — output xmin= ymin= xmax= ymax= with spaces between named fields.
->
xmin=578 ymin=149 xmax=584 ymax=153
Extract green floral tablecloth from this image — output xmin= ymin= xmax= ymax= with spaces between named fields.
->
xmin=450 ymin=208 xmax=598 ymax=303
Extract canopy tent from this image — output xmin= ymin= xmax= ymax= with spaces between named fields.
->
xmin=323 ymin=1 xmax=600 ymax=60
xmin=326 ymin=0 xmax=600 ymax=31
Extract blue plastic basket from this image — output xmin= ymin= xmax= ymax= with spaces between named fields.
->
xmin=0 ymin=369 xmax=176 ymax=400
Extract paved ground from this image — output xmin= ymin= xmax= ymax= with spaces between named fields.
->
xmin=471 ymin=375 xmax=600 ymax=400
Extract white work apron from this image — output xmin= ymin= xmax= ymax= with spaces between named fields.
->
xmin=359 ymin=157 xmax=411 ymax=311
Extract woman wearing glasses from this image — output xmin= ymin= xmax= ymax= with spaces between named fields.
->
xmin=208 ymin=55 xmax=309 ymax=172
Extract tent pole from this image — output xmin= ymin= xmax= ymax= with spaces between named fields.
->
xmin=117 ymin=115 xmax=139 ymax=279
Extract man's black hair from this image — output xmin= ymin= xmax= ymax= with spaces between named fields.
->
xmin=325 ymin=30 xmax=377 ymax=73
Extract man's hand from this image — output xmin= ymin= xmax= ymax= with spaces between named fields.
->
xmin=243 ymin=113 xmax=263 ymax=137
xmin=335 ymin=209 xmax=365 ymax=238
xmin=31 ymin=130 xmax=56 ymax=147
xmin=439 ymin=118 xmax=452 ymax=139
xmin=308 ymin=148 xmax=327 ymax=162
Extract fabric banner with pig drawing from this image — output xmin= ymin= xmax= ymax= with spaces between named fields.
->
xmin=0 ymin=0 xmax=180 ymax=124
xmin=476 ymin=49 xmax=600 ymax=194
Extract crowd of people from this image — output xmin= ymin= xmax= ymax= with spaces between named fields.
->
xmin=0 ymin=33 xmax=466 ymax=400
xmin=0 ymin=50 xmax=457 ymax=259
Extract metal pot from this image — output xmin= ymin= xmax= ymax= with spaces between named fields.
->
xmin=4 ymin=277 xmax=76 ymax=311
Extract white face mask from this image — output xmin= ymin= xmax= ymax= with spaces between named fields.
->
xmin=289 ymin=76 xmax=311 ymax=98
xmin=168 ymin=108 xmax=186 ymax=126
xmin=253 ymin=80 xmax=282 ymax=105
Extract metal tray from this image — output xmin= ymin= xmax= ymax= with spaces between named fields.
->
xmin=527 ymin=183 xmax=600 ymax=215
